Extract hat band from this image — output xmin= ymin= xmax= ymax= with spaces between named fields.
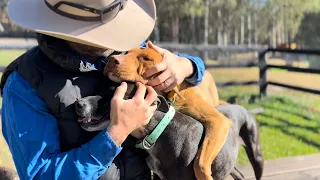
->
xmin=44 ymin=0 xmax=127 ymax=24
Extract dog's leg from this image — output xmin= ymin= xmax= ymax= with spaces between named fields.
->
xmin=230 ymin=167 xmax=245 ymax=180
xmin=174 ymin=88 xmax=232 ymax=180
xmin=239 ymin=112 xmax=264 ymax=180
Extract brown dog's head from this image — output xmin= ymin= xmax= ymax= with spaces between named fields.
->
xmin=104 ymin=43 xmax=162 ymax=84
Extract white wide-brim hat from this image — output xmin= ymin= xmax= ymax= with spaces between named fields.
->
xmin=7 ymin=0 xmax=156 ymax=51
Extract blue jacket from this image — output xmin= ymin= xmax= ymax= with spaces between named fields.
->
xmin=1 ymin=42 xmax=205 ymax=179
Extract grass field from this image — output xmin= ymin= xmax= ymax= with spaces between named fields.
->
xmin=215 ymin=85 xmax=320 ymax=164
xmin=0 ymin=50 xmax=319 ymax=170
xmin=0 ymin=50 xmax=25 ymax=66
xmin=209 ymin=62 xmax=320 ymax=164
xmin=0 ymin=50 xmax=25 ymax=169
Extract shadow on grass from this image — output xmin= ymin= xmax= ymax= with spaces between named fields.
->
xmin=261 ymin=103 xmax=315 ymax=122
xmin=226 ymin=94 xmax=320 ymax=150
xmin=258 ymin=114 xmax=320 ymax=149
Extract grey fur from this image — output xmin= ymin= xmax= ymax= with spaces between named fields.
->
xmin=74 ymin=83 xmax=264 ymax=180
xmin=142 ymin=104 xmax=264 ymax=180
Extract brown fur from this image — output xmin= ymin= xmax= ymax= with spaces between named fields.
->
xmin=0 ymin=167 xmax=18 ymax=180
xmin=103 ymin=45 xmax=232 ymax=180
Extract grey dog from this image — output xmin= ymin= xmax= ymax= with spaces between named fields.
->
xmin=74 ymin=82 xmax=264 ymax=180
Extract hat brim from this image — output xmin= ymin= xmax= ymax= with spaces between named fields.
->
xmin=8 ymin=0 xmax=156 ymax=51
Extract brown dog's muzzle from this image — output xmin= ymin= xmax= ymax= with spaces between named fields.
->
xmin=104 ymin=55 xmax=147 ymax=84
xmin=103 ymin=47 xmax=163 ymax=84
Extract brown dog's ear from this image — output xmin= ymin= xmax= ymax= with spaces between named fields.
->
xmin=167 ymin=87 xmax=185 ymax=101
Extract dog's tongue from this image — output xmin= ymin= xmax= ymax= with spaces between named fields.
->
xmin=78 ymin=117 xmax=91 ymax=123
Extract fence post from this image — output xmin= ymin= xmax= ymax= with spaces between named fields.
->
xmin=259 ymin=50 xmax=268 ymax=97
xmin=201 ymin=44 xmax=208 ymax=64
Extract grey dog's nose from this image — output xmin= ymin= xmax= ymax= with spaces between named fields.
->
xmin=75 ymin=100 xmax=86 ymax=110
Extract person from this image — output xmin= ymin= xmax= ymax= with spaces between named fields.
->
xmin=0 ymin=0 xmax=205 ymax=179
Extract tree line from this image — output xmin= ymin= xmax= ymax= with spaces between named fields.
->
xmin=1 ymin=0 xmax=320 ymax=48
xmin=149 ymin=0 xmax=320 ymax=48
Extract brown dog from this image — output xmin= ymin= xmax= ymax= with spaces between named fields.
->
xmin=103 ymin=44 xmax=232 ymax=180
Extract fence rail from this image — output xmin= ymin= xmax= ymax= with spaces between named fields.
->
xmin=199 ymin=48 xmax=320 ymax=96
xmin=266 ymin=48 xmax=320 ymax=55
xmin=267 ymin=65 xmax=320 ymax=74
xmin=258 ymin=48 xmax=320 ymax=96
xmin=268 ymin=81 xmax=320 ymax=95
xmin=0 ymin=41 xmax=319 ymax=96
xmin=206 ymin=62 xmax=258 ymax=69
xmin=216 ymin=81 xmax=258 ymax=87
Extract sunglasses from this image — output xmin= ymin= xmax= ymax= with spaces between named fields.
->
xmin=45 ymin=0 xmax=128 ymax=24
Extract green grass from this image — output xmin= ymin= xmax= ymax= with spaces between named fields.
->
xmin=0 ymin=50 xmax=25 ymax=66
xmin=217 ymin=86 xmax=320 ymax=164
xmin=0 ymin=50 xmax=25 ymax=169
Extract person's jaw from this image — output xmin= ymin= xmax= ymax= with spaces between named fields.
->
xmin=66 ymin=41 xmax=115 ymax=63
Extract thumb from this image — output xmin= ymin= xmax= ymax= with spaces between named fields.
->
xmin=113 ymin=82 xmax=127 ymax=100
xmin=147 ymin=41 xmax=165 ymax=56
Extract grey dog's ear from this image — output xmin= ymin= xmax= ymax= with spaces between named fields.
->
xmin=153 ymin=95 xmax=170 ymax=112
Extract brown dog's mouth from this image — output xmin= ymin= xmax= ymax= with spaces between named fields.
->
xmin=107 ymin=72 xmax=147 ymax=84
xmin=107 ymin=72 xmax=123 ymax=83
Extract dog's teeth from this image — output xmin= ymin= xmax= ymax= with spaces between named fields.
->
xmin=87 ymin=118 xmax=91 ymax=123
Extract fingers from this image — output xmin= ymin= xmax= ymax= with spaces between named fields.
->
xmin=163 ymin=80 xmax=177 ymax=93
xmin=143 ymin=60 xmax=168 ymax=79
xmin=112 ymin=82 xmax=127 ymax=101
xmin=147 ymin=105 xmax=157 ymax=121
xmin=145 ymin=86 xmax=158 ymax=106
xmin=135 ymin=83 xmax=158 ymax=107
xmin=147 ymin=68 xmax=171 ymax=87
xmin=134 ymin=82 xmax=147 ymax=100
xmin=146 ymin=103 xmax=157 ymax=121
xmin=153 ymin=77 xmax=173 ymax=91
xmin=147 ymin=41 xmax=165 ymax=55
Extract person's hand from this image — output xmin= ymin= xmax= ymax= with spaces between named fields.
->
xmin=107 ymin=82 xmax=158 ymax=146
xmin=143 ymin=41 xmax=194 ymax=92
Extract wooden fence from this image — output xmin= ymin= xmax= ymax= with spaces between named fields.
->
xmin=207 ymin=48 xmax=320 ymax=96
xmin=0 ymin=41 xmax=319 ymax=96
xmin=259 ymin=48 xmax=320 ymax=96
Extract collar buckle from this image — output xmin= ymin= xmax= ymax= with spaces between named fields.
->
xmin=136 ymin=135 xmax=155 ymax=150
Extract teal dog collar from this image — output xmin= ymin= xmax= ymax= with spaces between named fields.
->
xmin=136 ymin=106 xmax=176 ymax=150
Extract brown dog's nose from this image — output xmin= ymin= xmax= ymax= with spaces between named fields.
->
xmin=109 ymin=56 xmax=122 ymax=65
xmin=114 ymin=59 xmax=120 ymax=64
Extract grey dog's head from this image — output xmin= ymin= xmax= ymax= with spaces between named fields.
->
xmin=74 ymin=82 xmax=160 ymax=132
xmin=74 ymin=94 xmax=111 ymax=132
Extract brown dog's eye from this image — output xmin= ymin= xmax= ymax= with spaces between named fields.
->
xmin=138 ymin=55 xmax=152 ymax=61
